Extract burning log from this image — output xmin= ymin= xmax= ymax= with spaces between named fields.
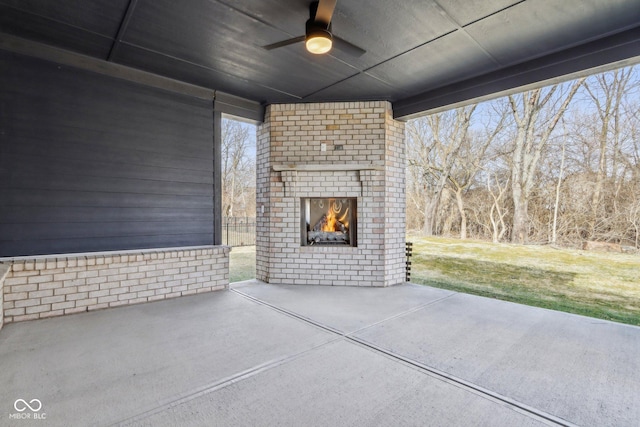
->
xmin=308 ymin=231 xmax=349 ymax=244
xmin=312 ymin=213 xmax=347 ymax=233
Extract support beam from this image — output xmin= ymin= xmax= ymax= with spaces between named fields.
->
xmin=213 ymin=110 xmax=223 ymax=246
xmin=215 ymin=91 xmax=264 ymax=123
xmin=108 ymin=0 xmax=139 ymax=61
xmin=0 ymin=33 xmax=264 ymax=122
xmin=393 ymin=26 xmax=640 ymax=120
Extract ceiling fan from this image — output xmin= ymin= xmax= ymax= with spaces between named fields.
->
xmin=262 ymin=0 xmax=366 ymax=56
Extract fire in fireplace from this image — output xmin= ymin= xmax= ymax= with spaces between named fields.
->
xmin=301 ymin=198 xmax=357 ymax=246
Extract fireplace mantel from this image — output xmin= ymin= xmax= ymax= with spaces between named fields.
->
xmin=272 ymin=163 xmax=384 ymax=172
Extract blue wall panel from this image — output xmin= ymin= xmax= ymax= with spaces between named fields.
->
xmin=0 ymin=51 xmax=214 ymax=256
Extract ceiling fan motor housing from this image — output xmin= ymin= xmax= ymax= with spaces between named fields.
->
xmin=305 ymin=20 xmax=333 ymax=54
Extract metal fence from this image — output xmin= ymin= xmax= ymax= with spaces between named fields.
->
xmin=222 ymin=217 xmax=256 ymax=247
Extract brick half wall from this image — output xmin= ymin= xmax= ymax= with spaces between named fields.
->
xmin=1 ymin=246 xmax=229 ymax=323
xmin=0 ymin=263 xmax=9 ymax=331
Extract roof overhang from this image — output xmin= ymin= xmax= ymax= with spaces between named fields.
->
xmin=1 ymin=0 xmax=639 ymax=121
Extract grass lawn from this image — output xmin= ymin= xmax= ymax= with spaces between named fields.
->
xmin=228 ymin=239 xmax=640 ymax=326
xmin=408 ymin=235 xmax=640 ymax=326
xmin=229 ymin=245 xmax=256 ymax=283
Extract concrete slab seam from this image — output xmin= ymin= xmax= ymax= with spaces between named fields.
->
xmin=347 ymin=335 xmax=578 ymax=427
xmin=231 ymin=288 xmax=579 ymax=427
xmin=109 ymin=336 xmax=343 ymax=426
xmin=343 ymin=292 xmax=458 ymax=336
xmin=230 ymin=288 xmax=457 ymax=337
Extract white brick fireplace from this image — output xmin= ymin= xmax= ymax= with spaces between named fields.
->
xmin=256 ymin=101 xmax=406 ymax=287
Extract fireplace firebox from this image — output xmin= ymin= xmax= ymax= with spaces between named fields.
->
xmin=301 ymin=198 xmax=357 ymax=246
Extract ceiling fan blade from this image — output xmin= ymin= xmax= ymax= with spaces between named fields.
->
xmin=333 ymin=35 xmax=366 ymax=57
xmin=315 ymin=0 xmax=337 ymax=24
xmin=262 ymin=35 xmax=306 ymax=50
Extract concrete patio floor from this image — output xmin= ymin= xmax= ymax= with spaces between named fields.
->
xmin=1 ymin=280 xmax=639 ymax=426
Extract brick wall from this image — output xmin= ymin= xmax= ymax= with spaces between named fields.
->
xmin=384 ymin=110 xmax=408 ymax=285
xmin=256 ymin=112 xmax=272 ymax=283
xmin=0 ymin=263 xmax=8 ymax=331
xmin=1 ymin=246 xmax=229 ymax=323
xmin=256 ymin=101 xmax=406 ymax=287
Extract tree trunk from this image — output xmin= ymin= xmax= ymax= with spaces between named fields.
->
xmin=509 ymin=79 xmax=584 ymax=244
xmin=407 ymin=106 xmax=476 ymax=236
xmin=552 ymin=135 xmax=566 ymax=244
xmin=590 ymin=115 xmax=609 ymax=237
xmin=423 ymin=195 xmax=439 ymax=235
xmin=512 ymin=185 xmax=527 ymax=244
xmin=455 ymin=188 xmax=467 ymax=239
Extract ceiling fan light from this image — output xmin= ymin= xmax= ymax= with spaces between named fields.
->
xmin=306 ymin=28 xmax=332 ymax=54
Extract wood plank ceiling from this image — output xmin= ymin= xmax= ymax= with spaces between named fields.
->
xmin=1 ymin=0 xmax=640 ymax=119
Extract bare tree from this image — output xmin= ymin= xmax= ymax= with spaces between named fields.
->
xmin=486 ymin=172 xmax=510 ymax=243
xmin=406 ymin=105 xmax=476 ymax=235
xmin=628 ymin=199 xmax=640 ymax=249
xmin=583 ymin=68 xmax=635 ymax=238
xmin=405 ymin=65 xmax=639 ymax=247
xmin=551 ymin=129 xmax=567 ymax=244
xmin=448 ymin=105 xmax=508 ymax=239
xmin=508 ymin=79 xmax=585 ymax=244
xmin=221 ymin=119 xmax=255 ymax=218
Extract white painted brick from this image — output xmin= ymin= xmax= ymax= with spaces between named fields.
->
xmin=13 ymin=314 xmax=40 ymax=322
xmin=40 ymin=310 xmax=64 ymax=319
xmin=77 ymin=270 xmax=99 ymax=279
xmin=121 ymin=279 xmax=140 ymax=287
xmin=99 ymin=282 xmax=120 ymax=290
xmin=41 ymin=295 xmax=66 ymax=304
xmin=119 ymin=266 xmax=139 ymax=275
xmin=66 ymin=292 xmax=89 ymax=301
xmin=75 ymin=298 xmax=98 ymax=308
xmin=65 ymin=278 xmax=86 ymax=287
xmin=78 ymin=284 xmax=99 ymax=293
xmin=86 ymin=276 xmax=107 ymax=285
xmin=55 ymin=286 xmax=78 ymax=296
xmin=4 ymin=277 xmax=29 ymax=286
xmin=14 ymin=299 xmax=41 ymax=308
xmin=130 ymin=284 xmax=148 ymax=293
xmin=28 ymin=289 xmax=53 ymax=299
xmin=5 ymin=307 xmax=25 ymax=317
xmin=90 ymin=290 xmax=110 ymax=298
xmin=26 ymin=304 xmax=51 ymax=315
xmin=5 ymin=291 xmax=28 ymax=301
xmin=38 ymin=281 xmax=63 ymax=291
xmin=98 ymin=295 xmax=118 ymax=304
xmin=65 ymin=307 xmax=88 ymax=315
xmin=117 ymin=292 xmax=137 ymax=301
xmin=52 ymin=301 xmax=75 ymax=310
